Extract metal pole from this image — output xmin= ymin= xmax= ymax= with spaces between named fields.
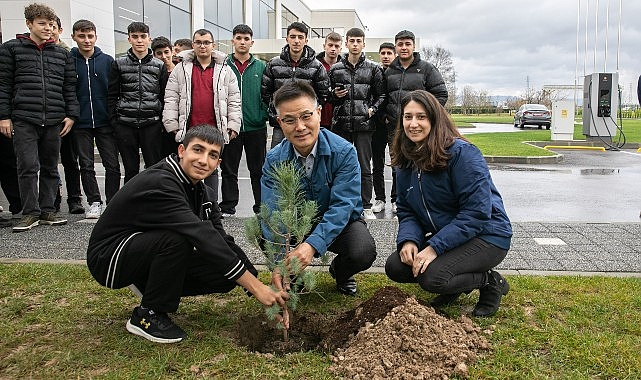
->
xmin=575 ymin=0 xmax=581 ymax=113
xmin=584 ymin=0 xmax=589 ymax=76
xmin=594 ymin=0 xmax=598 ymax=72
xmin=605 ymin=0 xmax=610 ymax=72
xmin=616 ymin=0 xmax=621 ymax=71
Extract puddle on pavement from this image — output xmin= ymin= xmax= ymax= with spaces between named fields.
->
xmin=579 ymin=168 xmax=620 ymax=175
xmin=489 ymin=165 xmax=571 ymax=173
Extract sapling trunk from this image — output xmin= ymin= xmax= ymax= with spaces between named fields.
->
xmin=244 ymin=161 xmax=319 ymax=343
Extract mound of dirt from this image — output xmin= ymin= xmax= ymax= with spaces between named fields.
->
xmin=318 ymin=286 xmax=413 ymax=352
xmin=329 ymin=297 xmax=491 ymax=379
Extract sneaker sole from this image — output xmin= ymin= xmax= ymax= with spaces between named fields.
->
xmin=85 ymin=214 xmax=100 ymax=219
xmin=39 ymin=220 xmax=67 ymax=226
xmin=12 ymin=220 xmax=40 ymax=232
xmin=125 ymin=320 xmax=184 ymax=344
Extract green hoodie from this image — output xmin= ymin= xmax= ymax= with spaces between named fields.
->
xmin=226 ymin=53 xmax=268 ymax=132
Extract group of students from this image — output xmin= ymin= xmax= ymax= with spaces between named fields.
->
xmin=0 ymin=3 xmax=513 ymax=345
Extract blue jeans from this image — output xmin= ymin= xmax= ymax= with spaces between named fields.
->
xmin=385 ymin=237 xmax=508 ymax=294
xmin=12 ymin=121 xmax=61 ymax=216
xmin=73 ymin=127 xmax=121 ymax=204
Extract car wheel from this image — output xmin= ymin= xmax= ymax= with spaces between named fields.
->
xmin=537 ymin=125 xmax=542 ymax=129
xmin=546 ymin=125 xmax=551 ymax=130
xmin=519 ymin=120 xmax=525 ymax=129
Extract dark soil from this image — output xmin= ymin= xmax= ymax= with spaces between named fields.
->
xmin=229 ymin=285 xmax=491 ymax=378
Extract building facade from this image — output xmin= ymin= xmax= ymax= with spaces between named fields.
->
xmin=0 ymin=0 xmax=404 ymax=62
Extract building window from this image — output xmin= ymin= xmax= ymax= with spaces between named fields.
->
xmin=311 ymin=28 xmax=336 ymax=39
xmin=281 ymin=5 xmax=297 ymax=38
xmin=252 ymin=0 xmax=274 ymax=39
xmin=113 ymin=0 xmax=192 ymax=57
xmin=204 ymin=0 xmax=242 ymax=51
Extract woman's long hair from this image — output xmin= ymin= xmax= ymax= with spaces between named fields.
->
xmin=391 ymin=90 xmax=467 ymax=172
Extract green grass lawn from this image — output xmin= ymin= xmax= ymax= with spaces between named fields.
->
xmin=2 ymin=263 xmax=641 ymax=379
xmin=449 ymin=114 xmax=641 ymax=156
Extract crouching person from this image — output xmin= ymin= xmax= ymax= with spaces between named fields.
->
xmin=87 ymin=125 xmax=287 ymax=343
xmin=385 ymin=90 xmax=512 ymax=317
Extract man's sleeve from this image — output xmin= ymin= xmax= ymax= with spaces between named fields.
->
xmin=225 ymin=68 xmax=241 ymax=133
xmin=260 ymin=62 xmax=274 ymax=106
xmin=63 ymin=53 xmax=80 ymax=120
xmin=107 ymin=60 xmax=120 ymax=122
xmin=159 ymin=64 xmax=169 ymax=107
xmin=370 ymin=65 xmax=385 ymax=113
xmin=314 ymin=64 xmax=331 ymax=106
xmin=424 ymin=64 xmax=448 ymax=106
xmin=162 ymin=69 xmax=180 ymax=133
xmin=0 ymin=44 xmax=15 ymax=120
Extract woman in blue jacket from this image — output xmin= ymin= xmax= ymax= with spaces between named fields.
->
xmin=385 ymin=90 xmax=512 ymax=317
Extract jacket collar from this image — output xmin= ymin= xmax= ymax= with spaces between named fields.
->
xmin=179 ymin=49 xmax=227 ymax=64
xmin=166 ymin=154 xmax=194 ymax=186
xmin=126 ymin=48 xmax=153 ymax=63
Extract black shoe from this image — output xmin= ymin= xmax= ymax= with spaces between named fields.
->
xmin=473 ymin=270 xmax=509 ymax=317
xmin=430 ymin=293 xmax=463 ymax=308
xmin=39 ymin=212 xmax=67 ymax=226
xmin=1 ymin=215 xmax=14 ymax=228
xmin=68 ymin=201 xmax=85 ymax=214
xmin=13 ymin=215 xmax=40 ymax=232
xmin=126 ymin=306 xmax=186 ymax=343
xmin=329 ymin=261 xmax=357 ymax=296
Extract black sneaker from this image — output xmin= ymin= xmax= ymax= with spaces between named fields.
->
xmin=329 ymin=261 xmax=357 ymax=296
xmin=68 ymin=201 xmax=85 ymax=214
xmin=126 ymin=306 xmax=186 ymax=343
xmin=13 ymin=215 xmax=40 ymax=232
xmin=39 ymin=212 xmax=67 ymax=226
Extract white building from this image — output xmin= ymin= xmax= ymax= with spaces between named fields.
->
xmin=0 ymin=0 xmax=407 ymax=61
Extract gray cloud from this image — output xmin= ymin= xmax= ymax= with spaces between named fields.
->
xmin=310 ymin=0 xmax=641 ymax=102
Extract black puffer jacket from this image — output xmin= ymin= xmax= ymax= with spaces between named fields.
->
xmin=0 ymin=34 xmax=79 ymax=125
xmin=261 ymin=45 xmax=330 ymax=127
xmin=108 ymin=48 xmax=167 ymax=126
xmin=329 ymin=53 xmax=385 ymax=133
xmin=384 ymin=52 xmax=448 ymax=123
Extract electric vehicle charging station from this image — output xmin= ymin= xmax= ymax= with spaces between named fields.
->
xmin=551 ymin=100 xmax=575 ymax=140
xmin=582 ymin=72 xmax=619 ymax=140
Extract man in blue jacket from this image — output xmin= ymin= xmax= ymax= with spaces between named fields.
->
xmin=262 ymin=80 xmax=377 ymax=296
xmin=70 ymin=19 xmax=120 ymax=219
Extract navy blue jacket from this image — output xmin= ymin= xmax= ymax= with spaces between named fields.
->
xmin=395 ymin=139 xmax=512 ymax=255
xmin=71 ymin=46 xmax=113 ymax=129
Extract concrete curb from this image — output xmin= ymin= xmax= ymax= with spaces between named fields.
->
xmin=4 ymin=258 xmax=641 ymax=278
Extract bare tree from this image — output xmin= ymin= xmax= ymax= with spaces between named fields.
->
xmin=421 ymin=45 xmax=456 ymax=108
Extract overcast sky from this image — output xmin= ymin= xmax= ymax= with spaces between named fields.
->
xmin=308 ymin=0 xmax=641 ymax=103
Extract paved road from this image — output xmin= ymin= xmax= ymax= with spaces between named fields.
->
xmin=1 ymin=131 xmax=640 ymax=276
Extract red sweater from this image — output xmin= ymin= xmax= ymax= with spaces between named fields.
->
xmin=189 ymin=62 xmax=216 ymax=128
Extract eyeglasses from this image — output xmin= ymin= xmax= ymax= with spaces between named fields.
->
xmin=193 ymin=41 xmax=213 ymax=47
xmin=279 ymin=111 xmax=315 ymax=126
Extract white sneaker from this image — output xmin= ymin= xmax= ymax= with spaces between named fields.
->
xmin=391 ymin=202 xmax=397 ymax=213
xmin=86 ymin=202 xmax=102 ymax=219
xmin=371 ymin=200 xmax=385 ymax=213
xmin=0 ymin=205 xmax=3 ymax=212
xmin=362 ymin=209 xmax=376 ymax=220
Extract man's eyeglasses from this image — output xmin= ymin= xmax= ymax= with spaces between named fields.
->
xmin=193 ymin=41 xmax=213 ymax=47
xmin=279 ymin=111 xmax=315 ymax=126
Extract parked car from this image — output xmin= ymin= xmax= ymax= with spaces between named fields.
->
xmin=514 ymin=104 xmax=551 ymax=129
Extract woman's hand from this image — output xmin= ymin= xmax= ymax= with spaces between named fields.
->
xmin=399 ymin=241 xmax=418 ymax=265
xmin=413 ymin=245 xmax=437 ymax=277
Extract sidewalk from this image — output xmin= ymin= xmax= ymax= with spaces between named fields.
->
xmin=2 ymin=214 xmax=640 ymax=277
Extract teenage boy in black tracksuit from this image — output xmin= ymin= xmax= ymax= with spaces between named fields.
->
xmin=87 ymin=125 xmax=287 ymax=344
xmin=108 ymin=22 xmax=168 ymax=183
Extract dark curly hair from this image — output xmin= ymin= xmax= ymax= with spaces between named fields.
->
xmin=24 ymin=3 xmax=56 ymax=22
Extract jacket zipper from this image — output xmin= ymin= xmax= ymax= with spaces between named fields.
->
xmin=417 ymin=171 xmax=437 ymax=231
xmin=40 ymin=49 xmax=46 ymax=126
xmin=137 ymin=59 xmax=142 ymax=125
xmin=86 ymin=58 xmax=95 ymax=128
